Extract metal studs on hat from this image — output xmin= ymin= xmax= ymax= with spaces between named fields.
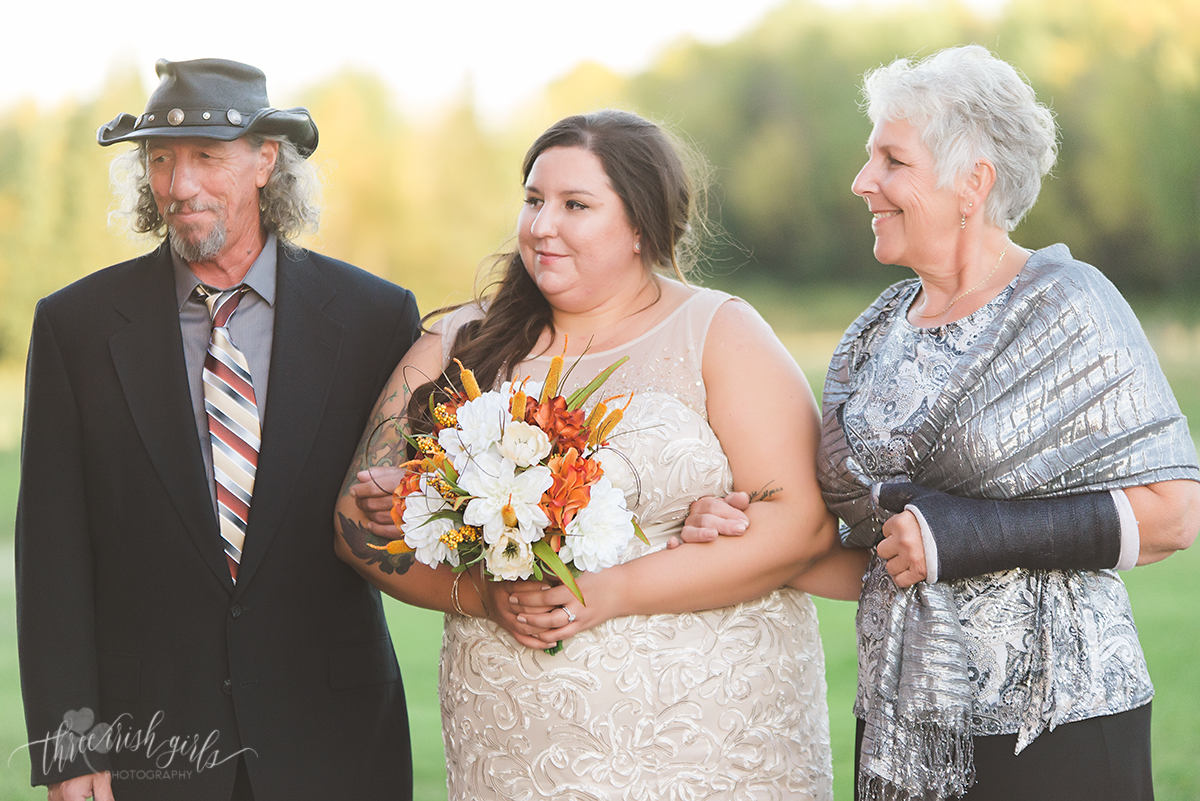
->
xmin=167 ymin=108 xmax=185 ymax=126
xmin=202 ymin=112 xmax=211 ymax=120
xmin=227 ymin=109 xmax=243 ymax=125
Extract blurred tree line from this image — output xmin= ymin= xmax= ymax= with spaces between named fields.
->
xmin=0 ymin=0 xmax=1197 ymax=364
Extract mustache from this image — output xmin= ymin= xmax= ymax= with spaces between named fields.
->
xmin=165 ymin=201 xmax=222 ymax=215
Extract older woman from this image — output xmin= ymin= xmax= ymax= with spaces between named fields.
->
xmin=690 ymin=42 xmax=1200 ymax=800
xmin=820 ymin=45 xmax=1200 ymax=800
xmin=335 ymin=110 xmax=838 ymax=799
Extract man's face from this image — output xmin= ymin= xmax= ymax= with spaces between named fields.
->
xmin=146 ymin=137 xmax=278 ymax=263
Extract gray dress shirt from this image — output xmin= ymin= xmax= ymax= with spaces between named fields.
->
xmin=173 ymin=235 xmax=277 ymax=515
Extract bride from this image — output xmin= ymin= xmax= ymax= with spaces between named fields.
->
xmin=334 ymin=109 xmax=839 ymax=799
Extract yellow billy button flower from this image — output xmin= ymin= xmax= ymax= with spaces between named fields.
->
xmin=429 ymin=475 xmax=456 ymax=499
xmin=433 ymin=403 xmax=458 ymax=428
xmin=454 ymin=358 xmax=482 ymax=400
xmin=416 ymin=436 xmax=444 ymax=456
xmin=438 ymin=524 xmax=481 ymax=551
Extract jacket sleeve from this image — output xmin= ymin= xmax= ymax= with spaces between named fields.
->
xmin=15 ymin=300 xmax=113 ymax=786
xmin=391 ymin=289 xmax=421 ymax=366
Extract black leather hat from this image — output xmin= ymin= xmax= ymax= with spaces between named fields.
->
xmin=97 ymin=58 xmax=319 ymax=157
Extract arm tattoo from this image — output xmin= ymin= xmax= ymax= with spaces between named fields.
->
xmin=340 ymin=382 xmax=413 ymax=498
xmin=748 ymin=481 xmax=783 ymax=503
xmin=337 ymin=512 xmax=415 ymax=576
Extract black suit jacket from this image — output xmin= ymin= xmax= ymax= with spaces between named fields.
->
xmin=16 ymin=242 xmax=419 ymax=800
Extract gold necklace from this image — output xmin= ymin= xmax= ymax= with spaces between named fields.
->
xmin=916 ymin=245 xmax=1009 ymax=319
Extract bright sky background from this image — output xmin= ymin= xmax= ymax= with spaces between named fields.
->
xmin=6 ymin=0 xmax=1008 ymax=119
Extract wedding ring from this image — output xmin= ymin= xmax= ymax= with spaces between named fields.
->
xmin=562 ymin=606 xmax=576 ymax=624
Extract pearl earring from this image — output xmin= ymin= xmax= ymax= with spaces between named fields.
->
xmin=634 ymin=242 xmax=641 ymax=254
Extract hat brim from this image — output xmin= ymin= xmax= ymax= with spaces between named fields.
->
xmin=97 ymin=107 xmax=319 ymax=158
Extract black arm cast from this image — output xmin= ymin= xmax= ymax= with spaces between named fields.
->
xmin=876 ymin=482 xmax=1122 ymax=582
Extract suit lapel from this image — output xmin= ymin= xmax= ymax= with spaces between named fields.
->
xmin=108 ymin=244 xmax=232 ymax=589
xmin=234 ymin=248 xmax=343 ymax=590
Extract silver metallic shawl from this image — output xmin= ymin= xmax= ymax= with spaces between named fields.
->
xmin=818 ymin=244 xmax=1200 ymax=801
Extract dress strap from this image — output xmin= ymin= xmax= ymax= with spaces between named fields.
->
xmin=437 ymin=304 xmax=485 ymax=367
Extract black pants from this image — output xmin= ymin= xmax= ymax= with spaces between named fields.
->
xmin=854 ymin=702 xmax=1154 ymax=800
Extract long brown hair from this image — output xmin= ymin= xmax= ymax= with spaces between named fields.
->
xmin=406 ymin=109 xmax=703 ymax=431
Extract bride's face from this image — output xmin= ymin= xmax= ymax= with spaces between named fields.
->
xmin=518 ymin=146 xmax=643 ymax=313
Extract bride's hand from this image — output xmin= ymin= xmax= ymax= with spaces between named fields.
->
xmin=669 ymin=492 xmax=751 ymax=548
xmin=348 ymin=467 xmax=407 ymax=537
xmin=506 ymin=572 xmax=621 ymax=647
xmin=485 ymin=579 xmax=562 ymax=649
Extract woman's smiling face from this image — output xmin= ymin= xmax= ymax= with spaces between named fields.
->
xmin=517 ymin=145 xmax=642 ymax=313
xmin=851 ymin=117 xmax=962 ymax=269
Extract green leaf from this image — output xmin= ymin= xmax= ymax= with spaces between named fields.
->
xmin=633 ymin=519 xmax=650 ymax=546
xmin=532 ymin=540 xmax=585 ymax=605
xmin=413 ymin=509 xmax=464 ymax=529
xmin=566 ymin=356 xmax=629 ymax=410
xmin=400 ymin=429 xmax=424 ymax=454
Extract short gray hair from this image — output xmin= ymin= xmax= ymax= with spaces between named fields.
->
xmin=108 ymin=134 xmax=322 ymax=244
xmin=862 ymin=44 xmax=1058 ymax=231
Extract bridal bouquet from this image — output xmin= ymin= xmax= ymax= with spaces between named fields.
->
xmin=377 ymin=351 xmax=646 ymax=617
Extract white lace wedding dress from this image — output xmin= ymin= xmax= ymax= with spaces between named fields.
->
xmin=438 ymin=288 xmax=833 ymax=800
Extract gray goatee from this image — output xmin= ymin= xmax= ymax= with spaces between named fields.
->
xmin=167 ymin=202 xmax=227 ymax=262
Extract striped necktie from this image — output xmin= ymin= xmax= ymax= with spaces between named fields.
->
xmin=196 ymin=285 xmax=260 ymax=583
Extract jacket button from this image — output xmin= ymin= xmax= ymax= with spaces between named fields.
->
xmin=222 ymin=679 xmax=233 ymax=696
xmin=230 ymin=605 xmax=242 ymax=618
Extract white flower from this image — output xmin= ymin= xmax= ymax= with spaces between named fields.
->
xmin=594 ymin=447 xmax=636 ymax=498
xmin=497 ymin=421 xmax=552 ymax=468
xmin=400 ymin=478 xmax=460 ymax=568
xmin=438 ymin=390 xmax=509 ymax=472
xmin=560 ymin=477 xmax=635 ymax=573
xmin=485 ymin=529 xmax=536 ymax=580
xmin=458 ymin=452 xmax=553 ymax=545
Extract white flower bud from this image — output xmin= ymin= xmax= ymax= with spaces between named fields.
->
xmin=497 ymin=421 xmax=552 ymax=468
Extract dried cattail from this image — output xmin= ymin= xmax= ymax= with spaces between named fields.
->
xmin=454 ymin=358 xmax=481 ymax=400
xmin=511 ymin=389 xmax=527 ymax=422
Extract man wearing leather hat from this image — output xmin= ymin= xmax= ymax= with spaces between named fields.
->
xmin=17 ymin=58 xmax=418 ymax=801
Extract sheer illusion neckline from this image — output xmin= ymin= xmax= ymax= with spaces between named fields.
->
xmin=525 ymin=289 xmax=706 ymax=361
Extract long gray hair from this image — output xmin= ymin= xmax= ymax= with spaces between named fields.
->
xmin=107 ymin=134 xmax=322 ymax=244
